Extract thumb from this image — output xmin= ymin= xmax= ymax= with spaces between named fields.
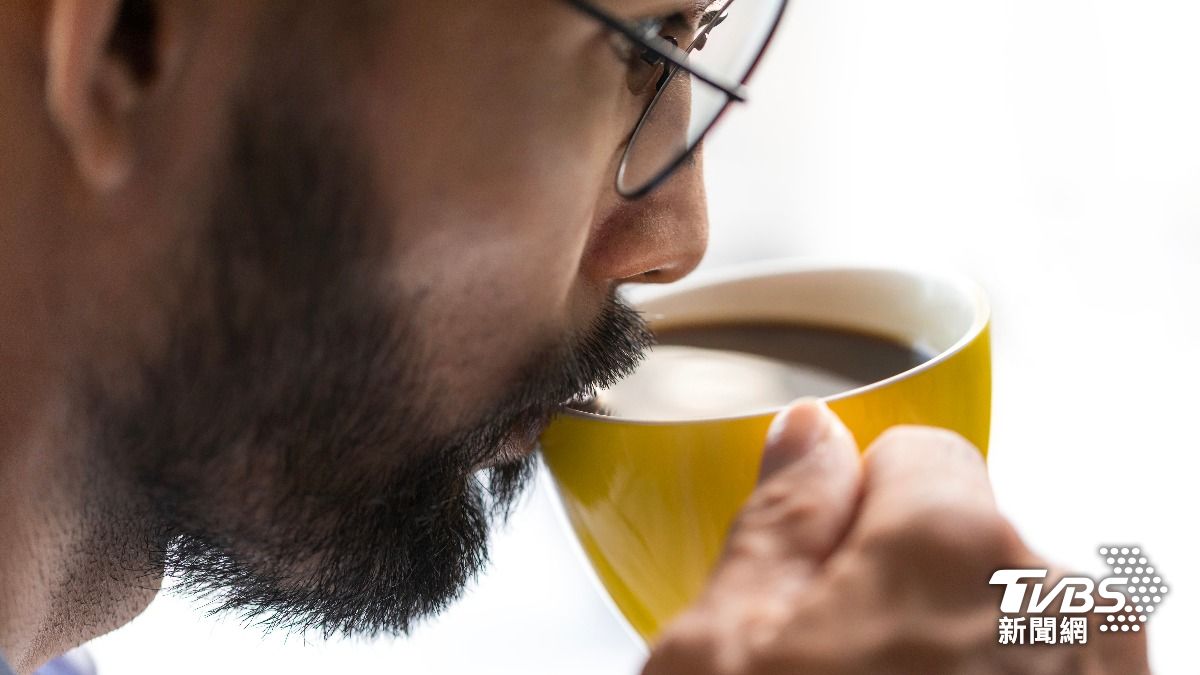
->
xmin=718 ymin=399 xmax=863 ymax=575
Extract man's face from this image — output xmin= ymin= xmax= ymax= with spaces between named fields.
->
xmin=52 ymin=0 xmax=708 ymax=637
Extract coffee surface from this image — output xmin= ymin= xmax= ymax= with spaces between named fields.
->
xmin=577 ymin=322 xmax=932 ymax=421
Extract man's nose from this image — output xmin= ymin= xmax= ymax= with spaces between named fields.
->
xmin=581 ymin=153 xmax=709 ymax=286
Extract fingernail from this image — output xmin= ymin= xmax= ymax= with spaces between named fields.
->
xmin=759 ymin=398 xmax=833 ymax=484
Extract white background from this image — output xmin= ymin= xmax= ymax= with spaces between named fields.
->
xmin=87 ymin=0 xmax=1199 ymax=673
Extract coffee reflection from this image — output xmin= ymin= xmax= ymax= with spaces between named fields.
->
xmin=576 ymin=322 xmax=932 ymax=421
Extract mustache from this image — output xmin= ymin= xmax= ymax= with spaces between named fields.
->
xmin=507 ymin=293 xmax=656 ymax=415
xmin=464 ymin=293 xmax=655 ymax=516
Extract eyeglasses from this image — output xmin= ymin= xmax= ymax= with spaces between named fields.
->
xmin=565 ymin=0 xmax=789 ymax=199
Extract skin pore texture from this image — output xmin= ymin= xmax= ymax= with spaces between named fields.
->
xmin=86 ymin=65 xmax=656 ymax=639
xmin=0 ymin=0 xmax=706 ymax=670
xmin=0 ymin=1 xmax=1155 ymax=674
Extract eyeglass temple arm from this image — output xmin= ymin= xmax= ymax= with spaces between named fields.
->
xmin=564 ymin=0 xmax=749 ymax=102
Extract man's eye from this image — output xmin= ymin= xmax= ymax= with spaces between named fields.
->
xmin=620 ymin=12 xmax=689 ymax=94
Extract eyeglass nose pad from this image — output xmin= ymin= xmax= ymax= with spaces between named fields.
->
xmin=653 ymin=37 xmax=679 ymax=91
xmin=626 ymin=36 xmax=678 ymax=96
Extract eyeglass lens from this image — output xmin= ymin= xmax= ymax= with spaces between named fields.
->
xmin=617 ymin=0 xmax=786 ymax=197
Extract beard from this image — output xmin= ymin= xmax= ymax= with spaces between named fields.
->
xmin=85 ymin=72 xmax=654 ymax=638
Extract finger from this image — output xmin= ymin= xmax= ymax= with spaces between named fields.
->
xmin=716 ymin=399 xmax=862 ymax=579
xmin=846 ymin=426 xmax=1014 ymax=573
xmin=858 ymin=425 xmax=994 ymax=522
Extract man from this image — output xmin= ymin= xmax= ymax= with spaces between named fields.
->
xmin=0 ymin=1 xmax=1151 ymax=673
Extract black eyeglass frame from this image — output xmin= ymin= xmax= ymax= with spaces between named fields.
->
xmin=564 ymin=0 xmax=791 ymax=200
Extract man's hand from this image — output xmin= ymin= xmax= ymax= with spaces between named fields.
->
xmin=643 ymin=401 xmax=1150 ymax=675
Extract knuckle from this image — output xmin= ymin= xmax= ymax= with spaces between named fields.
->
xmin=871 ymin=426 xmax=982 ymax=465
xmin=738 ymin=477 xmax=824 ymax=535
xmin=724 ymin=471 xmax=850 ymax=565
xmin=871 ymin=424 xmax=923 ymax=450
xmin=864 ymin=501 xmax=1021 ymax=571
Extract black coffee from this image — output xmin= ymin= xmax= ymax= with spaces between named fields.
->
xmin=577 ymin=322 xmax=932 ymax=421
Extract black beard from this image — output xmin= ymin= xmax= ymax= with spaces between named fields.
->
xmin=85 ymin=72 xmax=653 ymax=638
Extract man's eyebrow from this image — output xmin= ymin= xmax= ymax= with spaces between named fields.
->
xmin=688 ymin=0 xmax=729 ymax=21
xmin=625 ymin=0 xmax=715 ymax=18
xmin=684 ymin=0 xmax=722 ymax=15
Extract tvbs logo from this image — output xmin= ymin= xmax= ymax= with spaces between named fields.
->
xmin=988 ymin=546 xmax=1167 ymax=644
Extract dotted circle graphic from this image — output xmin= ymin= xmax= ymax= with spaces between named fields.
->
xmin=1099 ymin=545 xmax=1168 ymax=626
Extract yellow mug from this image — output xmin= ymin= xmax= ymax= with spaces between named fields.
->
xmin=540 ymin=261 xmax=991 ymax=641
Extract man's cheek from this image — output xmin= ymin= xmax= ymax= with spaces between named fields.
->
xmin=405 ymin=276 xmax=553 ymax=412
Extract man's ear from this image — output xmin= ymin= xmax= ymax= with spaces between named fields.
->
xmin=45 ymin=0 xmax=182 ymax=193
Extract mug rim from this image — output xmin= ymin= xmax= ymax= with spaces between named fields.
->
xmin=561 ymin=259 xmax=991 ymax=426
